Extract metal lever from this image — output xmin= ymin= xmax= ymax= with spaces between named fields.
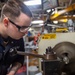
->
xmin=17 ymin=51 xmax=44 ymax=58
xmin=17 ymin=50 xmax=57 ymax=60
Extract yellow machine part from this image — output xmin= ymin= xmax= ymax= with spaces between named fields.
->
xmin=55 ymin=28 xmax=68 ymax=32
xmin=50 ymin=3 xmax=75 ymax=20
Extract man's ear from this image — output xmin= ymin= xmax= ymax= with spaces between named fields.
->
xmin=3 ymin=18 xmax=9 ymax=26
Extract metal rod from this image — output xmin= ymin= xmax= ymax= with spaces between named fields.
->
xmin=17 ymin=51 xmax=44 ymax=58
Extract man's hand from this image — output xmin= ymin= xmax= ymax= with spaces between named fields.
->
xmin=7 ymin=71 xmax=15 ymax=75
xmin=7 ymin=62 xmax=22 ymax=75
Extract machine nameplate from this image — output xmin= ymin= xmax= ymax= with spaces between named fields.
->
xmin=42 ymin=34 xmax=56 ymax=39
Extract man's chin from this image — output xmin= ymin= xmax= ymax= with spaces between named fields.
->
xmin=16 ymin=37 xmax=22 ymax=40
xmin=11 ymin=37 xmax=22 ymax=40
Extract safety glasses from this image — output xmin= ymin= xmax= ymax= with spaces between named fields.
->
xmin=3 ymin=14 xmax=31 ymax=32
xmin=8 ymin=18 xmax=31 ymax=32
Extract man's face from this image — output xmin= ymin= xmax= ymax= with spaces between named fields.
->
xmin=6 ymin=12 xmax=32 ymax=39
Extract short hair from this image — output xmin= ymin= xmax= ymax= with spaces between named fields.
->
xmin=1 ymin=0 xmax=32 ymax=21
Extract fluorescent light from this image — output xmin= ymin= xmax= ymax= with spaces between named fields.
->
xmin=31 ymin=20 xmax=44 ymax=24
xmin=53 ymin=21 xmax=58 ymax=24
xmin=73 ymin=15 xmax=75 ymax=17
xmin=46 ymin=9 xmax=51 ymax=13
xmin=24 ymin=0 xmax=41 ymax=6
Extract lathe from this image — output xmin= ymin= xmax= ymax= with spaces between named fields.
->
xmin=8 ymin=32 xmax=75 ymax=75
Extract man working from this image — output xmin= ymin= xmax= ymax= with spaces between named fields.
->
xmin=0 ymin=0 xmax=32 ymax=75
